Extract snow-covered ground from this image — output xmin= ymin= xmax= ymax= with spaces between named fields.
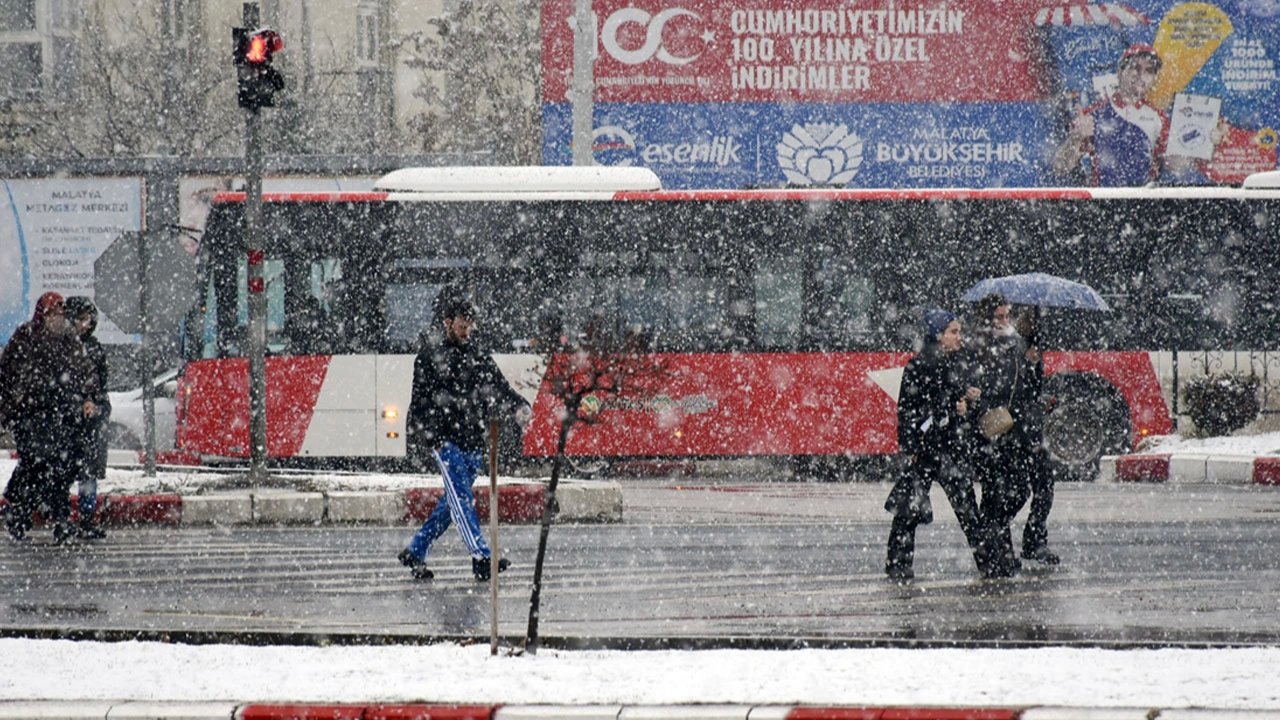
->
xmin=1138 ymin=429 xmax=1280 ymax=456
xmin=1 ymin=640 xmax=1279 ymax=708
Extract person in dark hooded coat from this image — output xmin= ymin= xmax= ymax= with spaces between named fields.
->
xmin=65 ymin=296 xmax=111 ymax=539
xmin=0 ymin=292 xmax=98 ymax=542
xmin=884 ymin=308 xmax=988 ymax=581
xmin=968 ymin=296 xmax=1045 ymax=577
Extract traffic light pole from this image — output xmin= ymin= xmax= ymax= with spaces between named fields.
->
xmin=244 ymin=108 xmax=269 ymax=484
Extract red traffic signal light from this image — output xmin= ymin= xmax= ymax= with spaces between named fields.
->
xmin=245 ymin=30 xmax=283 ymax=64
xmin=232 ymin=27 xmax=285 ymax=111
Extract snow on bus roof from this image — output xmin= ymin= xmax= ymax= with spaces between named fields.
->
xmin=374 ymin=166 xmax=663 ymax=194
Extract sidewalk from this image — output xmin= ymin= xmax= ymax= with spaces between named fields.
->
xmin=0 ymin=701 xmax=1275 ymax=719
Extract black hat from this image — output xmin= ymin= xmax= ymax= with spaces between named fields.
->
xmin=64 ymin=296 xmax=98 ymax=333
xmin=435 ymin=293 xmax=475 ymax=321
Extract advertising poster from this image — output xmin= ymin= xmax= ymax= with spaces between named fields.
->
xmin=0 ymin=178 xmax=143 ymax=345
xmin=541 ymin=0 xmax=1280 ymax=189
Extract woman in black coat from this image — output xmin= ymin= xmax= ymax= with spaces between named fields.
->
xmin=885 ymin=309 xmax=987 ymax=581
xmin=0 ymin=292 xmax=97 ymax=543
xmin=65 ymin=296 xmax=111 ymax=539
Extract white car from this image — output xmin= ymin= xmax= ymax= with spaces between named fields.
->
xmin=106 ymin=370 xmax=179 ymax=451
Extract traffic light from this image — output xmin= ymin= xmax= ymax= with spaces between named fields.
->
xmin=232 ymin=27 xmax=284 ymax=111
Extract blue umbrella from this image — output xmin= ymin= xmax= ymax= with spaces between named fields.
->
xmin=962 ymin=272 xmax=1111 ymax=311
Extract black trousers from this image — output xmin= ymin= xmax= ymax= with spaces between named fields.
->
xmin=886 ymin=455 xmax=986 ymax=572
xmin=976 ymin=441 xmax=1037 ymax=573
xmin=1021 ymin=449 xmax=1054 ymax=553
xmin=5 ymin=416 xmax=78 ymax=525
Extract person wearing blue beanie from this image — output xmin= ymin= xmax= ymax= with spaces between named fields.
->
xmin=885 ymin=307 xmax=990 ymax=580
xmin=922 ymin=308 xmax=957 ymax=342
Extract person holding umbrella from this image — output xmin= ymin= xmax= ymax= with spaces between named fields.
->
xmin=967 ymin=295 xmax=1043 ymax=577
xmin=962 ymin=273 xmax=1112 ymax=568
xmin=1013 ymin=306 xmax=1059 ymax=565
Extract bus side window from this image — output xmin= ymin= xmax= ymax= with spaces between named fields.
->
xmin=754 ymin=255 xmax=803 ymax=350
xmin=803 ymin=254 xmax=880 ymax=351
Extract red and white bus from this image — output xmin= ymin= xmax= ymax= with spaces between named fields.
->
xmin=174 ymin=167 xmax=1280 ymax=479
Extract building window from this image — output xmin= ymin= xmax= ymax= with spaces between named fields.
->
xmin=0 ymin=0 xmax=78 ymax=101
xmin=356 ymin=1 xmax=377 ymax=67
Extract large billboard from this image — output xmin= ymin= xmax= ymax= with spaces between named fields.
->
xmin=541 ymin=0 xmax=1280 ymax=188
xmin=0 ymin=178 xmax=143 ymax=345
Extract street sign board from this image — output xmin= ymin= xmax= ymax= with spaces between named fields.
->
xmin=93 ymin=231 xmax=198 ymax=335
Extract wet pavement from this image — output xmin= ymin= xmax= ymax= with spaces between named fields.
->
xmin=2 ymin=481 xmax=1279 ymax=648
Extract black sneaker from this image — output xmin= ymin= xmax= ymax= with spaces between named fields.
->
xmin=885 ymin=564 xmax=914 ymax=582
xmin=472 ymin=556 xmax=511 ymax=581
xmin=1023 ymin=546 xmax=1061 ymax=565
xmin=77 ymin=521 xmax=107 ymax=540
xmin=397 ymin=549 xmax=434 ymax=580
xmin=52 ymin=522 xmax=75 ymax=545
xmin=5 ymin=514 xmax=29 ymax=542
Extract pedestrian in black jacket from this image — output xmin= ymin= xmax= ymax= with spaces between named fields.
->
xmin=1012 ymin=306 xmax=1058 ymax=565
xmin=398 ymin=295 xmax=530 ymax=581
xmin=885 ymin=308 xmax=986 ymax=581
xmin=968 ymin=296 xmax=1045 ymax=577
xmin=0 ymin=292 xmax=98 ymax=543
xmin=65 ymin=296 xmax=111 ymax=540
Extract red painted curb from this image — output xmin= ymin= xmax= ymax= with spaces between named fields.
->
xmin=1253 ymin=456 xmax=1280 ymax=486
xmin=478 ymin=484 xmax=546 ymax=524
xmin=238 ymin=705 xmax=365 ymax=720
xmin=403 ymin=484 xmax=546 ymax=524
xmin=237 ymin=705 xmax=497 ymax=720
xmin=97 ymin=494 xmax=184 ymax=526
xmin=367 ymin=705 xmax=497 ymax=720
xmin=880 ymin=709 xmax=1018 ymax=720
xmin=1114 ymin=454 xmax=1170 ymax=483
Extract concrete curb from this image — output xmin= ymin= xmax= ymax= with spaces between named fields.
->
xmin=0 ymin=480 xmax=624 ymax=527
xmin=1 ymin=703 xmax=1277 ymax=720
xmin=1100 ymin=453 xmax=1280 ymax=486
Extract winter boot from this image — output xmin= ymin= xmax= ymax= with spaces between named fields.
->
xmin=52 ymin=522 xmax=75 ymax=545
xmin=472 ymin=556 xmax=510 ymax=581
xmin=885 ymin=515 xmax=916 ymax=581
xmin=77 ymin=519 xmax=107 ymax=540
xmin=4 ymin=511 xmax=30 ymax=541
xmin=1022 ymin=545 xmax=1061 ymax=565
xmin=397 ymin=549 xmax=434 ymax=580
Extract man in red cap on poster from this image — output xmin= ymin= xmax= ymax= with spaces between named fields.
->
xmin=1053 ymin=43 xmax=1170 ymax=186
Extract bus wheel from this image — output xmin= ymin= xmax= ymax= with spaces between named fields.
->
xmin=1042 ymin=373 xmax=1130 ymax=482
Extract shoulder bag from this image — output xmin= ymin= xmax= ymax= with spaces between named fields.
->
xmin=977 ymin=354 xmax=1020 ymax=441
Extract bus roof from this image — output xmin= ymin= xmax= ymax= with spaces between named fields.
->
xmin=211 ymin=169 xmax=1280 ymax=205
xmin=373 ymin=166 xmax=663 ymax=194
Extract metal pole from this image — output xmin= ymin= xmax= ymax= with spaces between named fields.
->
xmin=136 ymin=225 xmax=156 ymax=476
xmin=245 ymin=108 xmax=269 ymax=483
xmin=488 ymin=419 xmax=500 ymax=655
xmin=569 ymin=0 xmax=595 ymax=166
